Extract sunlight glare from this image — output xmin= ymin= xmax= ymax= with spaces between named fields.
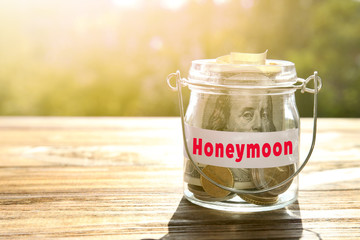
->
xmin=213 ymin=0 xmax=230 ymax=5
xmin=241 ymin=0 xmax=254 ymax=9
xmin=161 ymin=0 xmax=188 ymax=10
xmin=112 ymin=0 xmax=142 ymax=9
xmin=149 ymin=36 xmax=164 ymax=51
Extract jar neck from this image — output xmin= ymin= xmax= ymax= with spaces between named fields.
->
xmin=188 ymin=85 xmax=297 ymax=96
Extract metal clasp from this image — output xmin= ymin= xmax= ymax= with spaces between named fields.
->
xmin=167 ymin=70 xmax=186 ymax=91
xmin=296 ymin=71 xmax=322 ymax=94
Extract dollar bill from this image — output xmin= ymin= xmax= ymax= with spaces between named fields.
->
xmin=216 ymin=51 xmax=267 ymax=65
xmin=183 ymin=157 xmax=205 ymax=186
xmin=231 ymin=168 xmax=255 ymax=189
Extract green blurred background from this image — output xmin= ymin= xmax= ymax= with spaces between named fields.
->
xmin=0 ymin=0 xmax=359 ymax=117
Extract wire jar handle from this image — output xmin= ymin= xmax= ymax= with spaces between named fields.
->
xmin=167 ymin=71 xmax=322 ymax=194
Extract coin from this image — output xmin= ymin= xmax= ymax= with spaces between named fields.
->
xmin=187 ymin=184 xmax=235 ymax=201
xmin=251 ymin=164 xmax=295 ymax=196
xmin=238 ymin=192 xmax=278 ymax=206
xmin=200 ymin=165 xmax=234 ymax=198
xmin=194 ymin=193 xmax=235 ymax=202
xmin=187 ymin=184 xmax=207 ymax=195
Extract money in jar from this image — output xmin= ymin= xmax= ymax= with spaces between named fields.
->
xmin=167 ymin=51 xmax=322 ymax=212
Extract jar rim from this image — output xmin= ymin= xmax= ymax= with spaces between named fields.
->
xmin=187 ymin=59 xmax=298 ymax=88
xmin=191 ymin=59 xmax=295 ymax=69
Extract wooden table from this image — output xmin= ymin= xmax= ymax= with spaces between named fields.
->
xmin=0 ymin=117 xmax=359 ymax=239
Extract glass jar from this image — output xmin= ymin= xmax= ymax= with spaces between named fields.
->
xmin=167 ymin=59 xmax=321 ymax=212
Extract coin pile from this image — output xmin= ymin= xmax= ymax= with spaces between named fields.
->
xmin=184 ymin=158 xmax=295 ymax=205
xmin=184 ymin=158 xmax=253 ymax=201
xmin=239 ymin=165 xmax=295 ymax=205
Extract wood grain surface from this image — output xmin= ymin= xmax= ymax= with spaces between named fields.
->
xmin=0 ymin=117 xmax=359 ymax=239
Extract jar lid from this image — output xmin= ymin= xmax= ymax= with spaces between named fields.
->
xmin=188 ymin=59 xmax=297 ymax=88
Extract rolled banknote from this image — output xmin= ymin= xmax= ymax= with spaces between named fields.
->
xmin=216 ymin=51 xmax=268 ymax=65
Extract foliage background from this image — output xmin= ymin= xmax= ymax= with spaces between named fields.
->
xmin=0 ymin=0 xmax=359 ymax=117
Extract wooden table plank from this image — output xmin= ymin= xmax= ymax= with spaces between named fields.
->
xmin=0 ymin=117 xmax=359 ymax=239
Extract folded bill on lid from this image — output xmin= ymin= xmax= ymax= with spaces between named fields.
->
xmin=215 ymin=50 xmax=282 ymax=74
xmin=216 ymin=50 xmax=268 ymax=65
